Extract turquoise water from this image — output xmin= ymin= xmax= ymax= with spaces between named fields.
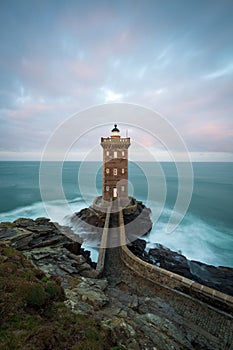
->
xmin=0 ymin=161 xmax=232 ymax=267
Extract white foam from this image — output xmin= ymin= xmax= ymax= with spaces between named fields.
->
xmin=0 ymin=197 xmax=100 ymax=262
xmin=0 ymin=201 xmax=48 ymax=222
xmin=1 ymin=198 xmax=232 ymax=267
xmin=0 ymin=196 xmax=85 ymax=225
xmin=147 ymin=205 xmax=233 ymax=267
xmin=82 ymin=243 xmax=99 ymax=262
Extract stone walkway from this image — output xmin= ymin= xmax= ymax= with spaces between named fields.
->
xmin=103 ymin=243 xmax=233 ymax=350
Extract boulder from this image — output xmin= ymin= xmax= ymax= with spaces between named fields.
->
xmin=148 ymin=244 xmax=193 ymax=279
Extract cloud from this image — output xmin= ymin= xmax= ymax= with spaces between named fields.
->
xmin=203 ymin=62 xmax=233 ymax=80
xmin=101 ymin=88 xmax=124 ymax=103
xmin=0 ymin=0 xmax=232 ymax=160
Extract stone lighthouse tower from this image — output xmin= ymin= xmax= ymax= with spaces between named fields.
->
xmin=101 ymin=124 xmax=130 ymax=206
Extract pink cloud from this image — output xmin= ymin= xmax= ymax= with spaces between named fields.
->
xmin=187 ymin=121 xmax=233 ymax=137
xmin=7 ymin=101 xmax=56 ymax=121
xmin=68 ymin=59 xmax=105 ymax=82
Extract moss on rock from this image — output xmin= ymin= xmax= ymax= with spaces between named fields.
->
xmin=0 ymin=242 xmax=115 ymax=350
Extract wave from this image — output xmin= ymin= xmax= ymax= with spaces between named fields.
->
xmin=147 ymin=205 xmax=233 ymax=268
xmin=0 ymin=197 xmax=99 ymax=262
xmin=0 ymin=201 xmax=48 ymax=223
xmin=0 ymin=197 xmax=85 ymax=224
xmin=0 ymin=198 xmax=232 ymax=267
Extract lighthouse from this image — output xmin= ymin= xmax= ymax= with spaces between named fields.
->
xmin=101 ymin=124 xmax=130 ymax=206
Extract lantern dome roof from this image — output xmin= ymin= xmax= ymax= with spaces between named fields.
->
xmin=111 ymin=124 xmax=120 ymax=133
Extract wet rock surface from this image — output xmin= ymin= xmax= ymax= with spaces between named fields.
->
xmin=128 ymin=239 xmax=233 ymax=296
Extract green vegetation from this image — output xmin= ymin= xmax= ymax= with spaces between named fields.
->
xmin=0 ymin=243 xmax=114 ymax=349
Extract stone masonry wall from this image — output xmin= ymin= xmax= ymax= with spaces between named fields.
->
xmin=118 ymin=210 xmax=233 ymax=313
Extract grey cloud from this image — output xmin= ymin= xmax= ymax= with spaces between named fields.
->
xmin=0 ymin=0 xmax=232 ymax=158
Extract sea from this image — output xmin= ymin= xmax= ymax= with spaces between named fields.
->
xmin=0 ymin=161 xmax=232 ymax=267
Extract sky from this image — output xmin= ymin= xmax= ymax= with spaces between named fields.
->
xmin=0 ymin=0 xmax=233 ymax=161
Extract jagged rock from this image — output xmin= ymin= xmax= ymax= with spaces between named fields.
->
xmin=64 ymin=289 xmax=95 ymax=315
xmin=0 ymin=227 xmax=24 ymax=241
xmin=93 ymin=278 xmax=108 ymax=291
xmin=72 ymin=276 xmax=109 ymax=310
xmin=102 ymin=316 xmax=136 ymax=338
xmin=189 ymin=260 xmax=233 ymax=296
xmin=26 ymin=224 xmax=56 ymax=233
xmin=13 ymin=218 xmax=35 ymax=227
xmin=129 ymin=239 xmax=233 ymax=296
xmin=28 ymin=235 xmax=65 ymax=248
xmin=71 ymin=208 xmax=105 ymax=230
xmin=68 ymin=253 xmax=86 ymax=265
xmin=127 ymin=239 xmax=146 ymax=256
xmin=148 ymin=243 xmax=193 ymax=279
xmin=11 ymin=230 xmax=34 ymax=250
xmin=0 ymin=216 xmax=232 ymax=350
xmin=34 ymin=217 xmax=51 ymax=224
xmin=27 ymin=245 xmax=93 ymax=278
xmin=0 ymin=218 xmax=96 ymax=281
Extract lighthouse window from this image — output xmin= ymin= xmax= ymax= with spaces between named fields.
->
xmin=114 ymin=151 xmax=117 ymax=158
xmin=106 ymin=186 xmax=109 ymax=191
xmin=122 ymin=151 xmax=125 ymax=156
xmin=121 ymin=186 xmax=125 ymax=192
xmin=106 ymin=168 xmax=110 ymax=174
xmin=106 ymin=151 xmax=109 ymax=156
xmin=113 ymin=168 xmax=117 ymax=175
xmin=122 ymin=168 xmax=125 ymax=174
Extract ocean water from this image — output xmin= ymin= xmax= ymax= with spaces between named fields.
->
xmin=0 ymin=161 xmax=232 ymax=267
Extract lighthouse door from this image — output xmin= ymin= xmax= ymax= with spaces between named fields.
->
xmin=113 ymin=187 xmax=117 ymax=198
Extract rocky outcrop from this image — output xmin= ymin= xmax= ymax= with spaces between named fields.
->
xmin=0 ymin=218 xmax=97 ymax=278
xmin=123 ymin=201 xmax=153 ymax=237
xmin=1 ymin=217 xmax=233 ymax=349
xmin=69 ymin=200 xmax=153 ymax=242
xmin=70 ymin=207 xmax=105 ymax=229
xmin=128 ymin=239 xmax=233 ymax=296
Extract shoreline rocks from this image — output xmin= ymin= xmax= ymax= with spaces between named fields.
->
xmin=128 ymin=239 xmax=233 ymax=296
xmin=1 ymin=215 xmax=233 ymax=349
xmin=0 ymin=218 xmax=97 ymax=278
xmin=2 ymin=214 xmax=232 ymax=298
